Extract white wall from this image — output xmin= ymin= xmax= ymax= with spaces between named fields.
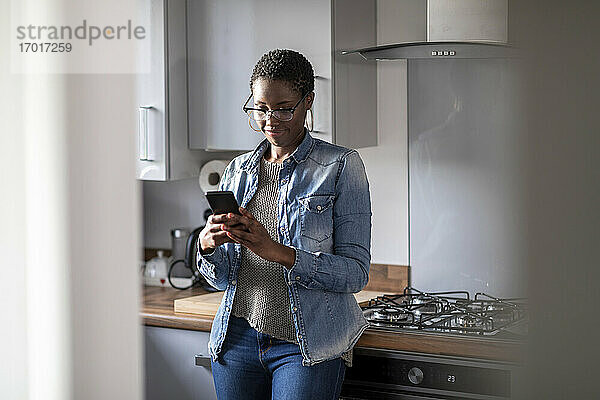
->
xmin=358 ymin=0 xmax=426 ymax=264
xmin=143 ymin=0 xmax=426 ymax=267
xmin=143 ymin=176 xmax=209 ymax=248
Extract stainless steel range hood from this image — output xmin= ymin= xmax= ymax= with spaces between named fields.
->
xmin=342 ymin=41 xmax=515 ymax=61
xmin=344 ymin=0 xmax=514 ymax=61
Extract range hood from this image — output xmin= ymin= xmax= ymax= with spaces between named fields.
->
xmin=343 ymin=0 xmax=513 ymax=60
xmin=342 ymin=41 xmax=515 ymax=61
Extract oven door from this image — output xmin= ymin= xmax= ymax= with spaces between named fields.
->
xmin=341 ymin=388 xmax=447 ymax=400
xmin=340 ymin=348 xmax=520 ymax=400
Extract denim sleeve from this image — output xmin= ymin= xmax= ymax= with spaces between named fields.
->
xmin=196 ymin=238 xmax=229 ymax=290
xmin=287 ymin=150 xmax=372 ymax=293
xmin=195 ymin=162 xmax=234 ymax=290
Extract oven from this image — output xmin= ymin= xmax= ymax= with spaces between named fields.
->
xmin=341 ymin=347 xmax=521 ymax=400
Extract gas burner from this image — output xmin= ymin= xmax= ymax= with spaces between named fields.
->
xmin=461 ymin=302 xmax=486 ymax=313
xmin=373 ymin=307 xmax=398 ymax=320
xmin=409 ymin=297 xmax=443 ymax=315
xmin=466 ymin=301 xmax=507 ymax=313
xmin=486 ymin=310 xmax=516 ymax=326
xmin=455 ymin=314 xmax=487 ymax=329
xmin=371 ymin=307 xmax=411 ymax=323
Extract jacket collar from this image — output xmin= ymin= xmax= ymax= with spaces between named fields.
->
xmin=240 ymin=129 xmax=315 ymax=173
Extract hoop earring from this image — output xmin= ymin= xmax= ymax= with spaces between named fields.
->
xmin=248 ymin=117 xmax=262 ymax=132
xmin=305 ymin=109 xmax=314 ymax=132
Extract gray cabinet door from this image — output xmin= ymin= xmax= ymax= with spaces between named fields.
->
xmin=144 ymin=326 xmax=216 ymax=400
xmin=137 ymin=0 xmax=236 ymax=181
xmin=187 ymin=0 xmax=333 ymax=151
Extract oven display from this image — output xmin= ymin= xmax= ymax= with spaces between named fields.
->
xmin=345 ymin=353 xmax=511 ymax=397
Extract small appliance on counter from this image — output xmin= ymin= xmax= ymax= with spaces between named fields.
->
xmin=166 ymin=221 xmax=218 ymax=292
xmin=169 ymin=228 xmax=191 ymax=277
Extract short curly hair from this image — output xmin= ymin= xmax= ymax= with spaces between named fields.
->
xmin=250 ymin=49 xmax=315 ymax=96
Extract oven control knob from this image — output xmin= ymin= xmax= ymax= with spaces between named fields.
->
xmin=408 ymin=367 xmax=424 ymax=385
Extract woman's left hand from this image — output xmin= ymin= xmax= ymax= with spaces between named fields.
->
xmin=221 ymin=207 xmax=291 ymax=265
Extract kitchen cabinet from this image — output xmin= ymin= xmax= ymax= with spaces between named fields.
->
xmin=136 ymin=0 xmax=236 ymax=181
xmin=144 ymin=325 xmax=216 ymax=400
xmin=187 ymin=0 xmax=377 ymax=151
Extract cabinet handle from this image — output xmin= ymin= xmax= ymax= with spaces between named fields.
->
xmin=195 ymin=354 xmax=212 ymax=370
xmin=138 ymin=106 xmax=154 ymax=161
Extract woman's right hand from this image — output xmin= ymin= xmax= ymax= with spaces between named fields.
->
xmin=199 ymin=213 xmax=237 ymax=254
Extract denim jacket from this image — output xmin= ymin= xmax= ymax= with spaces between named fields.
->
xmin=196 ymin=131 xmax=372 ymax=366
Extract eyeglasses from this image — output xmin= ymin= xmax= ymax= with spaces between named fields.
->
xmin=242 ymin=91 xmax=309 ymax=122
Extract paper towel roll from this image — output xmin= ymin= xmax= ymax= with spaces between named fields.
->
xmin=199 ymin=160 xmax=229 ymax=193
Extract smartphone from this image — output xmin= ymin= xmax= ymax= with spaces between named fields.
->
xmin=205 ymin=191 xmax=241 ymax=216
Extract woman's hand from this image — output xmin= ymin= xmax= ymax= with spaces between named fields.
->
xmin=198 ymin=213 xmax=236 ymax=254
xmin=222 ymin=207 xmax=295 ymax=267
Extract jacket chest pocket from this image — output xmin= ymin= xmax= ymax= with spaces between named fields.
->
xmin=299 ymin=195 xmax=334 ymax=242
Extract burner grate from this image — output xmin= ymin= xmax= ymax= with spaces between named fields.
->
xmin=362 ymin=287 xmax=528 ymax=336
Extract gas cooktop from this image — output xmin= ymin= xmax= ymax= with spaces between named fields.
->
xmin=362 ymin=287 xmax=528 ymax=339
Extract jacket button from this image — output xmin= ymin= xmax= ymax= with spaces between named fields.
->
xmin=295 ymin=276 xmax=301 ymax=281
xmin=292 ymin=307 xmax=298 ymax=312
xmin=231 ymin=280 xmax=237 ymax=286
xmin=298 ymin=334 xmax=302 ymax=339
xmin=225 ymin=306 xmax=230 ymax=312
xmin=316 ymin=205 xmax=322 ymax=211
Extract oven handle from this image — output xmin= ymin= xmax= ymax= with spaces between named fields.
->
xmin=194 ymin=354 xmax=212 ymax=370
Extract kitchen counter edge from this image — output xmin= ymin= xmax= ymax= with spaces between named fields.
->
xmin=140 ymin=286 xmax=524 ymax=363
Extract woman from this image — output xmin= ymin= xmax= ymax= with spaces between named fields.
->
xmin=197 ymin=49 xmax=372 ymax=400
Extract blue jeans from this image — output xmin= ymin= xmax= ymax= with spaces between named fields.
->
xmin=211 ymin=315 xmax=346 ymax=400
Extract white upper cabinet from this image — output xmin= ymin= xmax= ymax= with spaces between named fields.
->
xmin=187 ymin=0 xmax=378 ymax=151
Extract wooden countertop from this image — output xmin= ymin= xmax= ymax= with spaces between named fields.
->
xmin=141 ymin=286 xmax=524 ymax=362
xmin=141 ymin=285 xmax=215 ymax=331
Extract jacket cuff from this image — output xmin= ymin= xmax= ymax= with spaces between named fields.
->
xmin=286 ymin=247 xmax=317 ymax=288
xmin=197 ymin=243 xmax=225 ymax=271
